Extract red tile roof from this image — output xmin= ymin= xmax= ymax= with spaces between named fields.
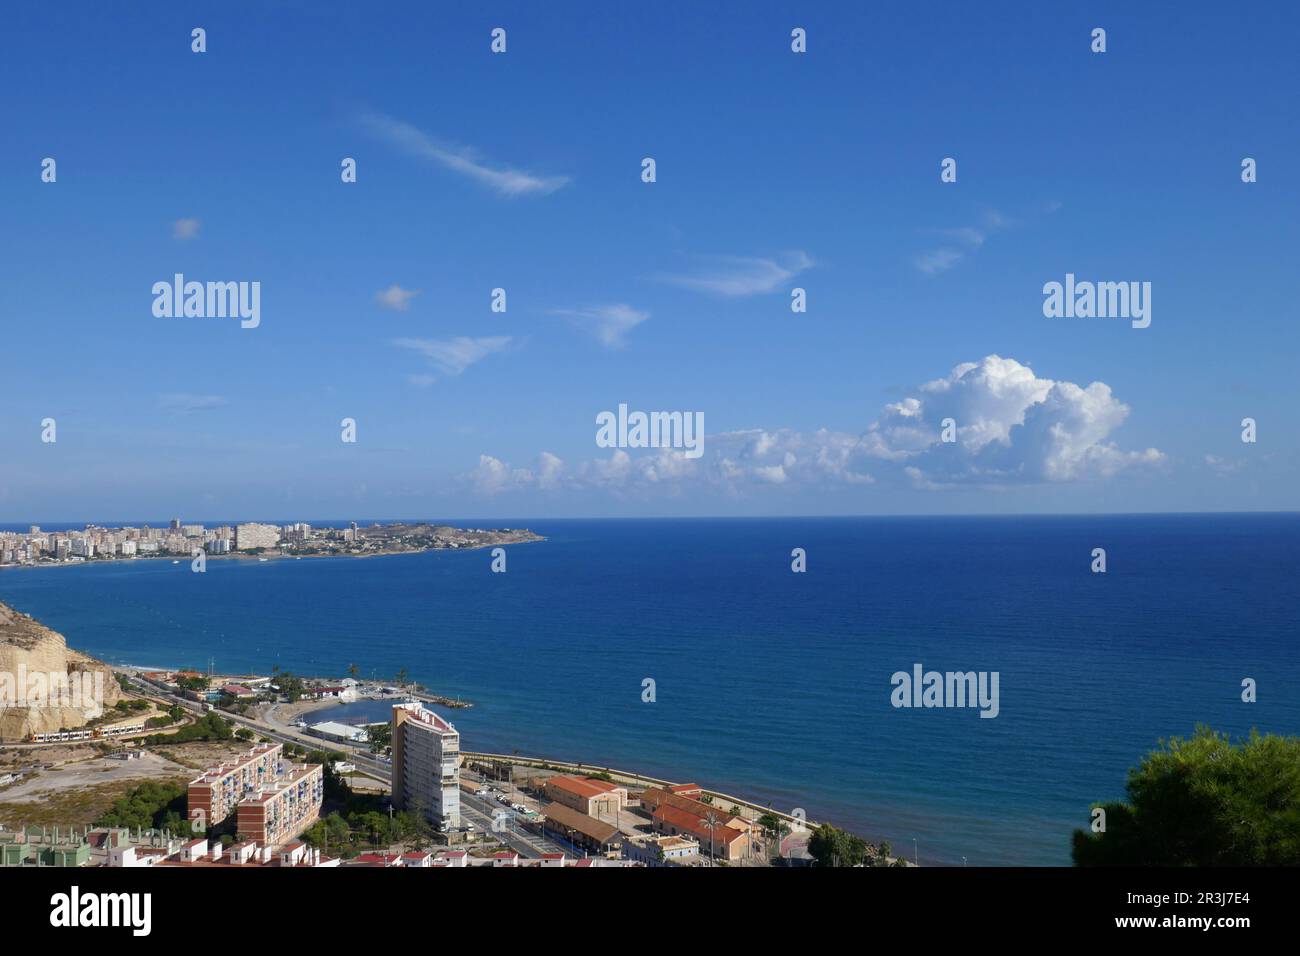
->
xmin=653 ymin=805 xmax=747 ymax=847
xmin=546 ymin=775 xmax=621 ymax=799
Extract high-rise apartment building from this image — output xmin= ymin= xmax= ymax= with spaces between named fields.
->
xmin=391 ymin=702 xmax=461 ymax=830
xmin=234 ymin=522 xmax=280 ymax=551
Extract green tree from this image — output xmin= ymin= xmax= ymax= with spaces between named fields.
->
xmin=96 ymin=781 xmax=189 ymax=832
xmin=366 ymin=723 xmax=392 ymax=754
xmin=1073 ymin=726 xmax=1300 ymax=866
xmin=807 ymin=823 xmax=869 ymax=867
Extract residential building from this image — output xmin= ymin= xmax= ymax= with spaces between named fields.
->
xmin=626 ymin=834 xmax=700 ymax=867
xmin=236 ymin=763 xmax=324 ymax=848
xmin=187 ymin=743 xmax=283 ymax=830
xmin=639 ymin=786 xmax=759 ymax=862
xmin=234 ymin=522 xmax=280 ymax=551
xmin=651 ymin=804 xmax=750 ymax=862
xmin=390 ymin=701 xmax=461 ymax=830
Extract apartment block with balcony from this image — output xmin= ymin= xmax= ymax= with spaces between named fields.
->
xmin=235 ymin=763 xmax=325 ymax=848
xmin=391 ymin=701 xmax=461 ymax=830
xmin=187 ymin=743 xmax=284 ymax=831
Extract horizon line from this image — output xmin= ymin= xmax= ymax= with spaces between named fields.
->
xmin=3 ymin=509 xmax=1298 ymax=529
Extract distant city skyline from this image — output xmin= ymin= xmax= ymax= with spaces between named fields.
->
xmin=2 ymin=3 xmax=1296 ymax=520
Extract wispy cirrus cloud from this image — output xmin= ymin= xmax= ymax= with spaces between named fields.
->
xmin=358 ymin=111 xmax=570 ymax=198
xmin=549 ymin=304 xmax=650 ymax=349
xmin=158 ymin=392 xmax=227 ymax=414
xmin=912 ymin=209 xmax=1013 ymax=275
xmin=375 ymin=284 xmax=421 ymax=311
xmin=659 ymin=251 xmax=813 ymax=297
xmin=912 ymin=205 xmax=1060 ymax=275
xmin=393 ymin=336 xmax=513 ymax=378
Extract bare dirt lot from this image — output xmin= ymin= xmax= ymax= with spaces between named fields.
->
xmin=0 ymin=750 xmax=192 ymax=828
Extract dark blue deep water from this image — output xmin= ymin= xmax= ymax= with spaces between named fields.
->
xmin=2 ymin=514 xmax=1297 ymax=865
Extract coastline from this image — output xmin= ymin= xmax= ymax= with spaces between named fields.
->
xmin=0 ymin=535 xmax=546 ymax=573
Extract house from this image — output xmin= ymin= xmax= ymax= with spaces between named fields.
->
xmin=178 ymin=838 xmax=208 ymax=863
xmin=626 ymin=834 xmax=700 ymax=867
xmin=651 ymin=804 xmax=751 ymax=862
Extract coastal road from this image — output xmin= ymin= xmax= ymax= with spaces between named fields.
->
xmin=112 ymin=678 xmax=572 ymax=860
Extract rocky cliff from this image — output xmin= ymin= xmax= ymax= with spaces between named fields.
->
xmin=0 ymin=602 xmax=122 ymax=741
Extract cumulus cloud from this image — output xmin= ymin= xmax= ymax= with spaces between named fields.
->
xmin=464 ymin=428 xmax=877 ymax=499
xmin=376 ymin=285 xmax=421 ymax=311
xmin=393 ymin=335 xmax=512 ymax=378
xmin=660 ymin=251 xmax=813 ymax=297
xmin=550 ymin=304 xmax=650 ymax=349
xmin=358 ymin=112 xmax=570 ymax=198
xmin=462 ymin=355 xmax=1162 ymax=499
xmin=860 ymin=355 xmax=1164 ymax=485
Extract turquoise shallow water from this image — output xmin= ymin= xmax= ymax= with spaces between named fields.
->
xmin=2 ymin=514 xmax=1297 ymax=865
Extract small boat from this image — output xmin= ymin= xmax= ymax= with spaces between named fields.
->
xmin=171 ymin=560 xmax=180 ymax=565
xmin=258 ymin=557 xmax=269 ymax=563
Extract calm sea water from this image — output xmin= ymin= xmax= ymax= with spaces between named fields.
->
xmin=2 ymin=515 xmax=1297 ymax=865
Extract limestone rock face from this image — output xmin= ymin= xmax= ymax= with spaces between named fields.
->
xmin=0 ymin=602 xmax=123 ymax=740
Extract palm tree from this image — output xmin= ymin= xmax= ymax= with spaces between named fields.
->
xmin=347 ymin=663 xmax=359 ymax=680
xmin=700 ymin=810 xmax=723 ymax=866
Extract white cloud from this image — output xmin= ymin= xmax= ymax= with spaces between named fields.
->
xmin=172 ymin=218 xmax=201 ymax=240
xmin=550 ymin=304 xmax=650 ymax=348
xmin=661 ymin=251 xmax=812 ymax=297
xmin=862 ymin=355 xmax=1165 ymax=485
xmin=1204 ymin=454 xmax=1244 ymax=475
xmin=359 ymin=112 xmax=570 ymax=198
xmin=913 ymin=209 xmax=1016 ymax=275
xmin=462 ymin=355 xmax=1162 ymax=498
xmin=393 ymin=336 xmax=512 ymax=377
xmin=376 ymin=285 xmax=421 ymax=311
xmin=471 ymin=454 xmax=534 ymax=495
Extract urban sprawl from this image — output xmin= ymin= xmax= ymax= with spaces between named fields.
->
xmin=0 ymin=520 xmax=541 ymax=566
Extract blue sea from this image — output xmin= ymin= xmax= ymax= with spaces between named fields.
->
xmin=2 ymin=514 xmax=1297 ymax=866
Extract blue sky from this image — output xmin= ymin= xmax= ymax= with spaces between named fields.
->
xmin=1 ymin=1 xmax=1297 ymax=521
